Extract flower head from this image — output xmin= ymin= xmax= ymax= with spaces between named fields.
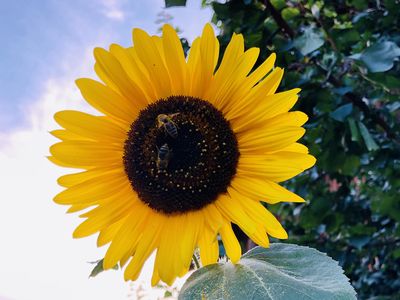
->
xmin=50 ymin=24 xmax=316 ymax=285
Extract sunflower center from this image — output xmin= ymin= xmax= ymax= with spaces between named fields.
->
xmin=123 ymin=96 xmax=239 ymax=214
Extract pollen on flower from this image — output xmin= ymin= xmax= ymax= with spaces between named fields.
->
xmin=123 ymin=96 xmax=240 ymax=214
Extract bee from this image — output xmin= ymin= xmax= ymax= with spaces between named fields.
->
xmin=157 ymin=113 xmax=179 ymax=138
xmin=156 ymin=143 xmax=172 ymax=170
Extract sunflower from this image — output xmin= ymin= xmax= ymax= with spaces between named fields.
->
xmin=50 ymin=24 xmax=316 ymax=286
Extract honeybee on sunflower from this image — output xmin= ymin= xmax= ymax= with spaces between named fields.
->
xmin=50 ymin=24 xmax=316 ymax=286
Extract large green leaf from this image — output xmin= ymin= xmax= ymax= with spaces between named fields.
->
xmin=350 ymin=41 xmax=400 ymax=73
xmin=330 ymin=103 xmax=353 ymax=122
xmin=179 ymin=244 xmax=356 ymax=300
xmin=358 ymin=121 xmax=379 ymax=151
xmin=293 ymin=27 xmax=325 ymax=56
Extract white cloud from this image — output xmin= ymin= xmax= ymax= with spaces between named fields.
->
xmin=100 ymin=0 xmax=126 ymax=21
xmin=0 ymin=51 xmax=129 ymax=300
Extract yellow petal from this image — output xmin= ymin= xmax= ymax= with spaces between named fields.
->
xmin=152 ymin=36 xmax=167 ymax=65
xmin=47 ymin=155 xmax=86 ymax=168
xmin=251 ymin=225 xmax=270 ymax=248
xmin=202 ymin=204 xmax=223 ymax=236
xmin=124 ymin=215 xmax=164 ymax=281
xmin=103 ymin=205 xmax=149 ymax=269
xmin=246 ymin=53 xmax=276 ymax=86
xmin=155 ymin=217 xmax=182 ymax=285
xmin=54 ymin=169 xmax=127 ymax=204
xmin=57 ymin=166 xmax=122 ymax=188
xmin=97 ymin=216 xmax=127 ymax=247
xmin=186 ymin=37 xmax=201 ymax=95
xmin=198 ymin=226 xmax=219 ymax=266
xmin=219 ymin=222 xmax=241 ymax=263
xmin=230 ymin=175 xmax=305 ymax=204
xmin=222 ymin=52 xmax=276 ymax=121
xmin=50 ymin=141 xmax=122 ymax=167
xmin=237 ymin=152 xmax=316 ymax=182
xmin=225 ymin=68 xmax=284 ymax=122
xmin=238 ymin=127 xmax=305 ymax=154
xmin=281 ymin=143 xmax=309 ymax=153
xmin=66 ymin=203 xmax=93 ymax=213
xmin=109 ymin=44 xmax=157 ymax=102
xmin=162 ymin=24 xmax=187 ymax=94
xmin=213 ymin=47 xmax=260 ymax=111
xmin=73 ymin=187 xmax=137 ymax=238
xmin=151 ymin=267 xmax=161 ymax=287
xmin=199 ymin=24 xmax=219 ymax=84
xmin=54 ymin=110 xmax=127 ymax=142
xmin=50 ymin=129 xmax=88 ymax=141
xmin=212 ymin=33 xmax=244 ymax=86
xmin=94 ymin=47 xmax=148 ymax=108
xmin=189 ymin=24 xmax=219 ymax=98
xmin=75 ymin=78 xmax=136 ymax=124
xmin=229 ymin=188 xmax=288 ymax=239
xmin=215 ymin=194 xmax=257 ymax=235
xmin=262 ymin=111 xmax=308 ymax=128
xmin=179 ymin=212 xmax=203 ymax=269
xmin=231 ymin=88 xmax=300 ymax=132
xmin=132 ymin=28 xmax=172 ymax=98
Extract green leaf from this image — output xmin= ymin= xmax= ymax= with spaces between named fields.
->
xmin=367 ymin=73 xmax=400 ymax=90
xmin=270 ymin=0 xmax=286 ymax=10
xmin=89 ymin=259 xmax=118 ymax=278
xmin=294 ymin=27 xmax=325 ymax=56
xmin=342 ymin=155 xmax=360 ymax=176
xmin=349 ymin=235 xmax=370 ymax=250
xmin=350 ymin=41 xmax=400 ymax=73
xmin=392 ymin=249 xmax=400 ymax=259
xmin=165 ymin=0 xmax=187 ymax=7
xmin=358 ymin=121 xmax=379 ymax=151
xmin=179 ymin=244 xmax=356 ymax=300
xmin=164 ymin=291 xmax=173 ymax=297
xmin=349 ymin=0 xmax=368 ymax=10
xmin=348 ymin=118 xmax=360 ymax=142
xmin=330 ymin=103 xmax=353 ymax=122
xmin=282 ymin=8 xmax=300 ymax=21
xmin=333 ymin=86 xmax=353 ymax=95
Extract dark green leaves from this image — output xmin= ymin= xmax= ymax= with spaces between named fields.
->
xmin=346 ymin=118 xmax=379 ymax=151
xmin=349 ymin=236 xmax=371 ymax=250
xmin=350 ymin=41 xmax=400 ymax=72
xmin=358 ymin=121 xmax=379 ymax=151
xmin=165 ymin=0 xmax=187 ymax=7
xmin=330 ymin=103 xmax=353 ymax=122
xmin=293 ymin=27 xmax=325 ymax=56
xmin=348 ymin=118 xmax=361 ymax=142
xmin=179 ymin=244 xmax=356 ymax=300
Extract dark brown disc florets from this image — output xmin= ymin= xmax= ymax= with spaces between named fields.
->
xmin=123 ymin=96 xmax=239 ymax=214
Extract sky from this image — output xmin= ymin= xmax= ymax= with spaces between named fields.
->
xmin=0 ymin=1 xmax=213 ymax=299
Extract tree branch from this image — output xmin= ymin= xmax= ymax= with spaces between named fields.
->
xmin=263 ymin=0 xmax=294 ymax=39
xmin=328 ymin=75 xmax=400 ymax=143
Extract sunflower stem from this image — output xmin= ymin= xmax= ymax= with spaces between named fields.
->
xmin=192 ymin=254 xmax=200 ymax=269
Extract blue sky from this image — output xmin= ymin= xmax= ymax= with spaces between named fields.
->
xmin=0 ymin=0 xmax=213 ymax=132
xmin=0 ymin=1 xmax=212 ymax=299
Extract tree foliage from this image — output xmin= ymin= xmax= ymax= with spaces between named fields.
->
xmin=166 ymin=0 xmax=400 ymax=298
xmin=208 ymin=0 xmax=400 ymax=298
